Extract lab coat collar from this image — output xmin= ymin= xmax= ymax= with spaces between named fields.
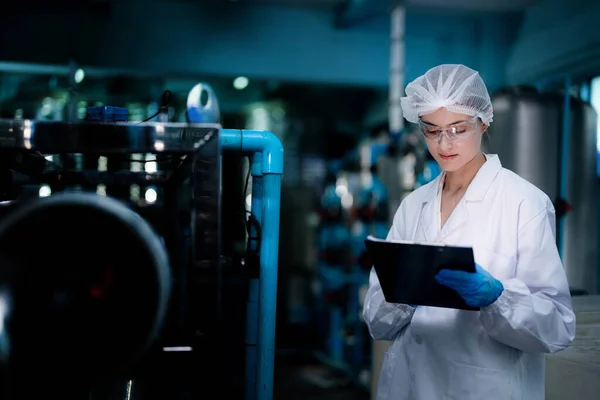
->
xmin=417 ymin=154 xmax=502 ymax=241
xmin=464 ymin=154 xmax=503 ymax=201
xmin=422 ymin=154 xmax=502 ymax=204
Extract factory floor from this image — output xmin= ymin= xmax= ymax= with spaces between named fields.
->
xmin=273 ymin=352 xmax=370 ymax=400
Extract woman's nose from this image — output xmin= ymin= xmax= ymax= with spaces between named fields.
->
xmin=438 ymin=132 xmax=452 ymax=149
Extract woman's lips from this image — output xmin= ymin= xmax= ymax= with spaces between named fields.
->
xmin=439 ymin=154 xmax=457 ymax=160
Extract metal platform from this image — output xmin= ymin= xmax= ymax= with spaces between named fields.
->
xmin=0 ymin=119 xmax=220 ymax=153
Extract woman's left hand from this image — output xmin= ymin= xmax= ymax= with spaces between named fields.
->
xmin=435 ymin=264 xmax=504 ymax=308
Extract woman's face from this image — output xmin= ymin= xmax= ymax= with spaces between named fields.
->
xmin=420 ymin=108 xmax=487 ymax=173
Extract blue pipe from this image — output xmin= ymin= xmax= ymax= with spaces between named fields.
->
xmin=220 ymin=130 xmax=284 ymax=175
xmin=221 ymin=129 xmax=284 ymax=400
xmin=245 ymin=154 xmax=263 ymax=400
xmin=558 ymin=75 xmax=571 ymax=259
xmin=580 ymin=81 xmax=591 ymax=103
xmin=329 ymin=306 xmax=344 ymax=363
xmin=256 ymin=173 xmax=281 ymax=400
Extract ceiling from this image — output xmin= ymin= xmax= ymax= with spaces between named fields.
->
xmin=228 ymin=0 xmax=539 ymax=13
xmin=228 ymin=0 xmax=339 ymax=8
xmin=405 ymin=0 xmax=539 ymax=13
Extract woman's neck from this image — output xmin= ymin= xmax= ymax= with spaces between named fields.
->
xmin=443 ymin=153 xmax=486 ymax=194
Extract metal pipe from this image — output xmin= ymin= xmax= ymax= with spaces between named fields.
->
xmin=245 ymin=153 xmax=263 ymax=400
xmin=558 ymin=75 xmax=571 ymax=259
xmin=220 ymin=129 xmax=284 ymax=400
xmin=371 ymin=6 xmax=406 ymax=400
xmin=534 ymin=73 xmax=573 ymax=260
xmin=0 ymin=61 xmax=163 ymax=79
xmin=388 ymin=6 xmax=405 ymax=136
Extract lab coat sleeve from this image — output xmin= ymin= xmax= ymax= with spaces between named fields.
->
xmin=362 ymin=202 xmax=416 ymax=341
xmin=480 ymin=206 xmax=576 ymax=354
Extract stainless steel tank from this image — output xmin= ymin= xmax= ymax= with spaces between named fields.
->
xmin=486 ymin=86 xmax=598 ymax=295
xmin=486 ymin=86 xmax=561 ymax=201
xmin=564 ymin=99 xmax=598 ymax=295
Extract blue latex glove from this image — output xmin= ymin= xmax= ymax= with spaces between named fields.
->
xmin=435 ymin=264 xmax=504 ymax=308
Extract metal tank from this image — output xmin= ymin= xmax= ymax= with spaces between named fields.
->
xmin=486 ymin=86 xmax=598 ymax=295
xmin=486 ymin=86 xmax=561 ymax=201
xmin=564 ymin=99 xmax=598 ymax=295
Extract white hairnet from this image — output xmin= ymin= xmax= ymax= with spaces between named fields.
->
xmin=400 ymin=64 xmax=494 ymax=125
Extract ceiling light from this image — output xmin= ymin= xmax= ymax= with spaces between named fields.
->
xmin=233 ymin=76 xmax=249 ymax=90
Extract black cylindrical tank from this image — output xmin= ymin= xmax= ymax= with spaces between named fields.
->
xmin=0 ymin=192 xmax=171 ymax=398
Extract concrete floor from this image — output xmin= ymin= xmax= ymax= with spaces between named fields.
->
xmin=273 ymin=354 xmax=369 ymax=400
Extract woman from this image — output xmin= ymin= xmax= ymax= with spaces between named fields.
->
xmin=362 ymin=64 xmax=575 ymax=400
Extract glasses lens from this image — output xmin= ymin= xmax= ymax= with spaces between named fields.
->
xmin=420 ymin=119 xmax=479 ymax=141
xmin=420 ymin=123 xmax=441 ymax=139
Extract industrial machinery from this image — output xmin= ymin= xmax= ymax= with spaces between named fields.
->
xmin=314 ymin=164 xmax=352 ymax=365
xmin=487 ymin=85 xmax=598 ymax=295
xmin=0 ymin=83 xmax=283 ymax=400
xmin=312 ymin=133 xmax=393 ymax=388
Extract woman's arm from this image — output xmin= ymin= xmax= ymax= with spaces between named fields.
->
xmin=362 ymin=201 xmax=416 ymax=341
xmin=479 ymin=204 xmax=576 ymax=354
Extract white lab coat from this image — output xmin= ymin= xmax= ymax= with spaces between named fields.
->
xmin=363 ymin=154 xmax=576 ymax=400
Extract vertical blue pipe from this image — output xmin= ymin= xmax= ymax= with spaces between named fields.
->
xmin=246 ymin=153 xmax=263 ymax=400
xmin=220 ymin=129 xmax=283 ymax=400
xmin=330 ymin=306 xmax=344 ymax=363
xmin=350 ymin=265 xmax=362 ymax=368
xmin=580 ymin=81 xmax=591 ymax=103
xmin=559 ymin=75 xmax=571 ymax=259
xmin=256 ymin=173 xmax=281 ymax=400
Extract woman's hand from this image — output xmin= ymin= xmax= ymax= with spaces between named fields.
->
xmin=435 ymin=264 xmax=504 ymax=308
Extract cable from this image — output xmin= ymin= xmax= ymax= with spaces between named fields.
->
xmin=243 ymin=156 xmax=251 ymax=218
xmin=139 ymin=90 xmax=173 ymax=123
xmin=246 ymin=211 xmax=262 ymax=252
xmin=243 ymin=156 xmax=262 ymax=257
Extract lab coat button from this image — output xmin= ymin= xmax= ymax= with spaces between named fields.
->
xmin=414 ymin=335 xmax=423 ymax=344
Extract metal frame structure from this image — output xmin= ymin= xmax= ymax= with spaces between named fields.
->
xmin=0 ymin=120 xmax=284 ymax=400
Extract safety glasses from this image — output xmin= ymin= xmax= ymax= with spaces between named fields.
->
xmin=418 ymin=116 xmax=481 ymax=142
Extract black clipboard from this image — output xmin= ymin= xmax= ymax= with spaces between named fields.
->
xmin=364 ymin=235 xmax=478 ymax=311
